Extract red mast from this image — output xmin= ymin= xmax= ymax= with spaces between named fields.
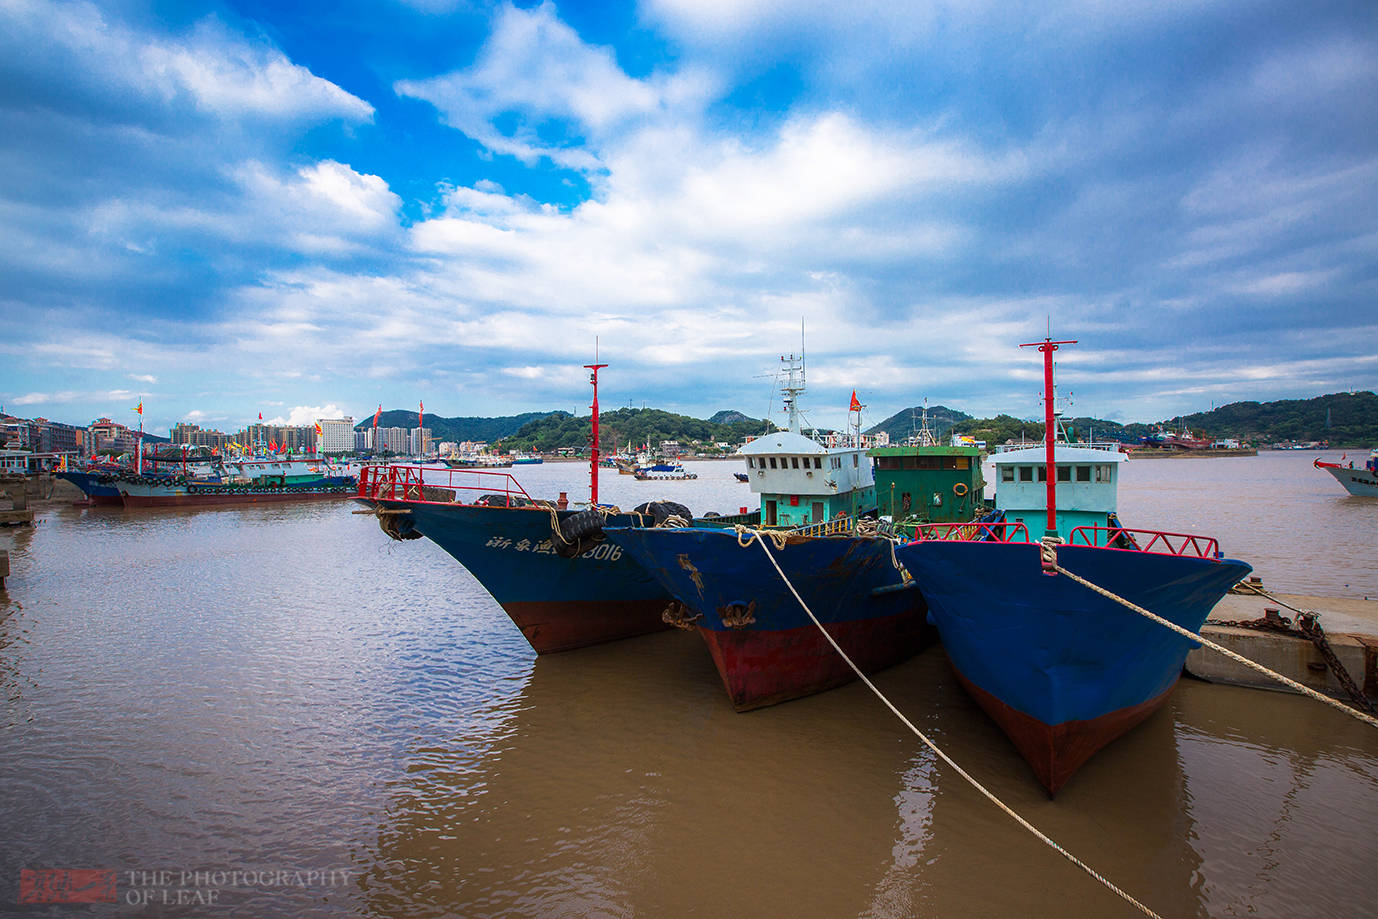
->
xmin=1019 ymin=335 xmax=1076 ymax=537
xmin=585 ymin=359 xmax=607 ymax=504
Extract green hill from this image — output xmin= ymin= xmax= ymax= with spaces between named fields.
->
xmin=1170 ymin=391 xmax=1377 ymax=445
xmin=499 ymin=407 xmax=776 ymax=454
xmin=865 ymin=405 xmax=972 ymax=442
xmin=354 ymin=410 xmax=558 ymax=444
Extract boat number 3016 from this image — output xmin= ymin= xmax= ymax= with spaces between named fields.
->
xmin=483 ymin=535 xmax=623 ymax=561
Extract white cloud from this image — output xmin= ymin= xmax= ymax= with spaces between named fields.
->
xmin=268 ymin=404 xmax=352 ymax=426
xmin=396 ymin=1 xmax=665 ymax=168
xmin=0 ymin=0 xmax=372 ymax=126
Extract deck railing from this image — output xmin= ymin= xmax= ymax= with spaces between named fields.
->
xmin=913 ymin=521 xmax=1031 ymax=543
xmin=1066 ymin=525 xmax=1221 ymax=558
xmin=357 ymin=464 xmax=535 ymax=507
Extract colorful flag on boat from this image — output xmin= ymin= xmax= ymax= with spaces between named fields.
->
xmin=133 ymin=400 xmax=142 ymax=415
xmin=315 ymin=422 xmax=323 ymax=436
xmin=849 ymin=390 xmax=861 ymax=412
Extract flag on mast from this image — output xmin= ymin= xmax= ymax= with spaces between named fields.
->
xmin=849 ymin=390 xmax=862 ymax=412
xmin=419 ymin=400 xmax=424 ymax=429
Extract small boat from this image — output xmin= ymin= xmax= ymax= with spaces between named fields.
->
xmin=633 ymin=463 xmax=696 ymax=480
xmin=893 ymin=336 xmax=1251 ymax=794
xmin=115 ymin=472 xmax=356 ymax=507
xmin=605 ymin=354 xmax=928 ymax=710
xmin=511 ymin=453 xmax=543 ymax=465
xmin=1314 ymin=451 xmax=1378 ymax=497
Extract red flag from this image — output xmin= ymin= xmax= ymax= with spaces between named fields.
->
xmin=373 ymin=404 xmax=382 ymax=428
xmin=419 ymin=400 xmax=424 ymax=429
xmin=314 ymin=422 xmax=323 ymax=436
xmin=849 ymin=390 xmax=862 ymax=412
xmin=269 ymin=439 xmax=277 ymax=451
xmin=258 ymin=412 xmax=263 ymax=421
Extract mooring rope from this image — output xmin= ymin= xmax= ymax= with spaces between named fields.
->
xmin=1039 ymin=542 xmax=1378 ymax=730
xmin=742 ymin=530 xmax=1162 ymax=919
xmin=734 ymin=523 xmax=790 ymax=549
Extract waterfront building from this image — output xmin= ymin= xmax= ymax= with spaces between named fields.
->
xmin=236 ymin=423 xmax=316 ymax=454
xmin=170 ymin=422 xmax=230 ymax=451
xmin=406 ymin=427 xmax=432 ymax=456
xmin=87 ymin=417 xmax=140 ymax=456
xmin=354 ymin=429 xmax=372 ymax=452
xmin=318 ymin=418 xmax=354 ymax=454
xmin=377 ymin=427 xmax=409 ymax=455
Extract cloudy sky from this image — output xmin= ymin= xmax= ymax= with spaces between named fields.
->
xmin=2 ymin=0 xmax=1375 ymax=435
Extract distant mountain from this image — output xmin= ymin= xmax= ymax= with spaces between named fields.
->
xmin=354 ymin=410 xmax=558 ymax=444
xmin=865 ymin=405 xmax=972 ymax=442
xmin=1168 ymin=391 xmax=1377 ymax=445
xmin=500 ymin=406 xmax=775 ymax=453
xmin=709 ymin=409 xmax=756 ymax=425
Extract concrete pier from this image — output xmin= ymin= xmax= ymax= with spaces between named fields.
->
xmin=0 ymin=477 xmax=36 ymax=527
xmin=1188 ymin=591 xmax=1378 ymax=703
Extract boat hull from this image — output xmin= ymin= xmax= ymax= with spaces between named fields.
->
xmin=1319 ymin=464 xmax=1378 ymax=497
xmin=895 ymin=540 xmax=1250 ymax=794
xmin=121 ymin=489 xmax=353 ymax=507
xmin=605 ymin=526 xmax=930 ymax=710
xmin=378 ymin=501 xmax=672 ymax=654
xmin=55 ymin=471 xmax=123 ymax=505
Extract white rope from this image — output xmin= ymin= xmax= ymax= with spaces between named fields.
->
xmin=742 ymin=531 xmax=1162 ymax=919
xmin=1051 ymin=562 xmax=1378 ymax=730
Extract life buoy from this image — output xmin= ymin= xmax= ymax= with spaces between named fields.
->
xmin=952 ymin=482 xmax=969 ymax=497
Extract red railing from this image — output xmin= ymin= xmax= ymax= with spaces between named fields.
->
xmin=1066 ymin=525 xmax=1220 ymax=559
xmin=357 ymin=464 xmax=535 ymax=506
xmin=913 ymin=521 xmax=1031 ymax=543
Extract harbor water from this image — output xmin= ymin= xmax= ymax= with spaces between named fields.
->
xmin=1 ymin=450 xmax=1375 ymax=916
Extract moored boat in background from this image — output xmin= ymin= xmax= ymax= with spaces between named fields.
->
xmin=1314 ymin=451 xmax=1378 ymax=497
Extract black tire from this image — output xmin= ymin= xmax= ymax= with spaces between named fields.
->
xmin=559 ymin=508 xmax=605 ymax=542
xmin=632 ymin=500 xmax=693 ymax=526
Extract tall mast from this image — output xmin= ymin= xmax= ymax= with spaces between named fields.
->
xmin=1019 ymin=335 xmax=1077 ymax=537
xmin=585 ymin=343 xmax=607 ymax=505
xmin=780 ymin=352 xmax=805 ymax=434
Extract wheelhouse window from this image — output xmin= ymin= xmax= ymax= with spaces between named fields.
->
xmin=1096 ymin=465 xmax=1114 ymax=482
xmin=814 ymin=457 xmax=822 ymax=469
xmin=791 ymin=457 xmax=799 ymax=469
xmin=1057 ymin=466 xmax=1071 ymax=482
xmin=769 ymin=457 xmax=778 ymax=469
xmin=1018 ymin=466 xmax=1034 ymax=482
xmin=1076 ymin=466 xmax=1091 ymax=482
xmin=1000 ymin=466 xmax=1015 ymax=482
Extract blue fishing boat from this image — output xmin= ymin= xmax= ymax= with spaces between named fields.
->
xmin=356 ymin=361 xmax=673 ymax=654
xmin=55 ymin=469 xmax=124 ymax=505
xmin=893 ymin=337 xmax=1251 ymax=794
xmin=605 ymin=355 xmax=929 ymax=710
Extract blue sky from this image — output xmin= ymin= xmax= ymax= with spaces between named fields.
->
xmin=2 ymin=0 xmax=1375 ymax=436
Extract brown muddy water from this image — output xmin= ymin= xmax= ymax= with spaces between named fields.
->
xmin=1 ymin=451 xmax=1375 ymax=916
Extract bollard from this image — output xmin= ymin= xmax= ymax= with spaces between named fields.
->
xmin=556 ymin=492 xmax=569 ymax=510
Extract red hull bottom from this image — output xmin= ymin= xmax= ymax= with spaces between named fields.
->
xmin=504 ymin=599 xmax=673 ymax=654
xmin=700 ymin=610 xmax=932 ymax=712
xmin=954 ymin=667 xmax=1176 ymax=796
xmin=121 ymin=492 xmax=353 ymax=508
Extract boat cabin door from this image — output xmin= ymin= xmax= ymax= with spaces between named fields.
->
xmin=812 ymin=501 xmax=824 ymax=523
xmin=765 ymin=499 xmax=777 ymax=526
